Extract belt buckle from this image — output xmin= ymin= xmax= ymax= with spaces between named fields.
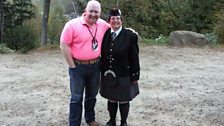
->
xmin=89 ymin=60 xmax=95 ymax=64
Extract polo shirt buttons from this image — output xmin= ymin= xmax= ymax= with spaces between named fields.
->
xmin=110 ymin=49 xmax=113 ymax=52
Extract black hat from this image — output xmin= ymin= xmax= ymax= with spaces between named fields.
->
xmin=109 ymin=8 xmax=122 ymax=17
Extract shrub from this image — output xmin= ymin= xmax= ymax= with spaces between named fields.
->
xmin=215 ymin=20 xmax=224 ymax=44
xmin=214 ymin=10 xmax=224 ymax=44
xmin=0 ymin=44 xmax=14 ymax=54
xmin=204 ymin=33 xmax=217 ymax=45
xmin=48 ymin=7 xmax=66 ymax=44
xmin=5 ymin=25 xmax=37 ymax=53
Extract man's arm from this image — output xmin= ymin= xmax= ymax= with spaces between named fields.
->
xmin=60 ymin=43 xmax=75 ymax=68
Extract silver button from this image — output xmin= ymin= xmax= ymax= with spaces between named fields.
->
xmin=109 ymin=66 xmax=112 ymax=68
xmin=110 ymin=49 xmax=112 ymax=52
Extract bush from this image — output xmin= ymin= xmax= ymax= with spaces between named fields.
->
xmin=215 ymin=20 xmax=224 ymax=44
xmin=48 ymin=7 xmax=66 ymax=44
xmin=0 ymin=44 xmax=14 ymax=54
xmin=204 ymin=33 xmax=217 ymax=45
xmin=214 ymin=10 xmax=224 ymax=44
xmin=5 ymin=25 xmax=37 ymax=53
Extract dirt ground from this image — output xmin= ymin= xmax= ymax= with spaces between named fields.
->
xmin=0 ymin=45 xmax=224 ymax=126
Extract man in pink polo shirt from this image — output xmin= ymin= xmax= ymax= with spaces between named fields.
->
xmin=60 ymin=0 xmax=110 ymax=126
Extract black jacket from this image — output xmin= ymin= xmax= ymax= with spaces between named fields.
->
xmin=101 ymin=27 xmax=140 ymax=81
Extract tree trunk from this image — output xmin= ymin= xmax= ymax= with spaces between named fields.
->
xmin=41 ymin=0 xmax=50 ymax=47
xmin=0 ymin=0 xmax=4 ymax=44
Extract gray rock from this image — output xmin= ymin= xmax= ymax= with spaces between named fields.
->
xmin=169 ymin=31 xmax=208 ymax=46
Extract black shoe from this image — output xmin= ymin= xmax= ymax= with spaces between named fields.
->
xmin=120 ymin=122 xmax=127 ymax=126
xmin=105 ymin=120 xmax=116 ymax=126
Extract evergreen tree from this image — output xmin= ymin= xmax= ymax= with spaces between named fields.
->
xmin=4 ymin=0 xmax=34 ymax=28
xmin=2 ymin=0 xmax=35 ymax=51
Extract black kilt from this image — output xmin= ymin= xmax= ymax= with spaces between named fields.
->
xmin=100 ymin=76 xmax=139 ymax=101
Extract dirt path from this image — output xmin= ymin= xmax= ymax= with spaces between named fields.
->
xmin=0 ymin=45 xmax=224 ymax=126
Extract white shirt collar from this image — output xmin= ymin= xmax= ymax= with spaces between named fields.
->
xmin=111 ymin=26 xmax=122 ymax=36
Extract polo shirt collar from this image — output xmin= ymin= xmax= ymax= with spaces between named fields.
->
xmin=80 ymin=16 xmax=99 ymax=26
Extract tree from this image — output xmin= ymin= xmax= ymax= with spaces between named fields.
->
xmin=41 ymin=0 xmax=51 ymax=47
xmin=11 ymin=0 xmax=34 ymax=26
xmin=1 ymin=0 xmax=34 ymax=44
xmin=164 ymin=0 xmax=218 ymax=33
xmin=0 ymin=0 xmax=3 ymax=43
xmin=48 ymin=6 xmax=65 ymax=44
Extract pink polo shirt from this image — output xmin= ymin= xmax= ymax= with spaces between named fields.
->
xmin=60 ymin=16 xmax=110 ymax=60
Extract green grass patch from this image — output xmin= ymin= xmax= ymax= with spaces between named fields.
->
xmin=142 ymin=35 xmax=169 ymax=45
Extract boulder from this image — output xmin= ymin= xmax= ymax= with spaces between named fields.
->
xmin=169 ymin=31 xmax=208 ymax=46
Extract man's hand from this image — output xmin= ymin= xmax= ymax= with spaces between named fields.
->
xmin=60 ymin=43 xmax=76 ymax=68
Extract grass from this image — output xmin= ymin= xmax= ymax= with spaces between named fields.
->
xmin=141 ymin=35 xmax=169 ymax=45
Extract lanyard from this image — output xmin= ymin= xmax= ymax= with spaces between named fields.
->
xmin=86 ymin=25 xmax=98 ymax=50
xmin=86 ymin=25 xmax=97 ymax=39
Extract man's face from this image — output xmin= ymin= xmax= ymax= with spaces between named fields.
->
xmin=109 ymin=16 xmax=122 ymax=30
xmin=85 ymin=3 xmax=101 ymax=25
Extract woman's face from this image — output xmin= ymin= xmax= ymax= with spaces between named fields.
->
xmin=109 ymin=16 xmax=122 ymax=31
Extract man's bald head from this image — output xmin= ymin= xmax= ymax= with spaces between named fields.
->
xmin=86 ymin=0 xmax=101 ymax=12
xmin=84 ymin=0 xmax=101 ymax=26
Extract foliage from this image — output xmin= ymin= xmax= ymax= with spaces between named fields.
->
xmin=214 ymin=3 xmax=224 ymax=44
xmin=100 ymin=0 xmax=163 ymax=38
xmin=1 ymin=0 xmax=36 ymax=52
xmin=2 ymin=0 xmax=224 ymax=49
xmin=48 ymin=6 xmax=66 ymax=44
xmin=4 ymin=25 xmax=36 ymax=53
xmin=215 ymin=18 xmax=224 ymax=44
xmin=204 ymin=33 xmax=217 ymax=45
xmin=0 ymin=44 xmax=14 ymax=54
xmin=98 ymin=0 xmax=222 ymax=39
xmin=3 ymin=0 xmax=35 ymax=28
xmin=64 ymin=0 xmax=87 ymax=15
xmin=24 ymin=6 xmax=41 ymax=45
